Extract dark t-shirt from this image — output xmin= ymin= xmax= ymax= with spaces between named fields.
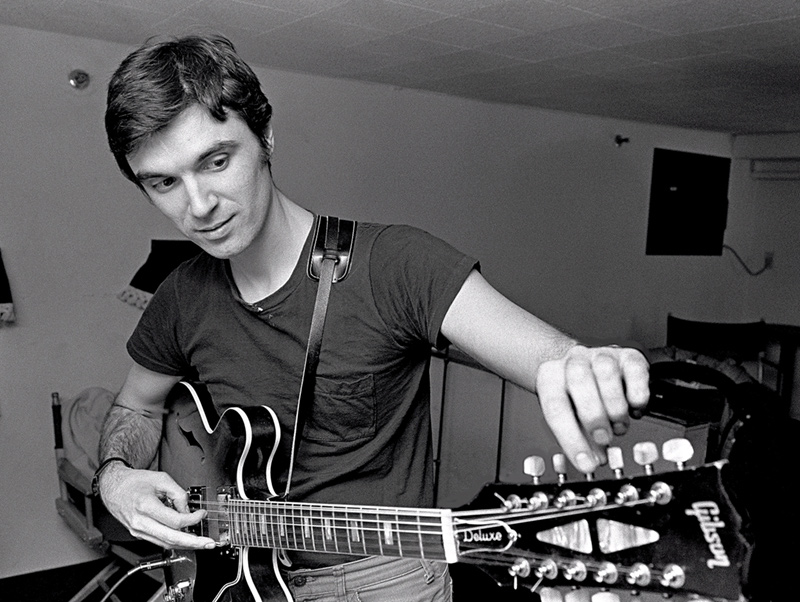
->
xmin=128 ymin=221 xmax=477 ymax=512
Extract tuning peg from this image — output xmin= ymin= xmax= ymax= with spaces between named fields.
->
xmin=564 ymin=589 xmax=592 ymax=602
xmin=538 ymin=587 xmax=563 ymax=602
xmin=523 ymin=455 xmax=546 ymax=484
xmin=632 ymin=441 xmax=659 ymax=475
xmin=607 ymin=446 xmax=624 ymax=479
xmin=662 ymin=438 xmax=694 ymax=469
xmin=591 ymin=593 xmax=621 ymax=602
xmin=553 ymin=453 xmax=568 ymax=484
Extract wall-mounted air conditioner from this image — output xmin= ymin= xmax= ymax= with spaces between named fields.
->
xmin=750 ymin=158 xmax=800 ymax=180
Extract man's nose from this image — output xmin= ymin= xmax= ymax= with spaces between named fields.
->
xmin=185 ymin=177 xmax=218 ymax=217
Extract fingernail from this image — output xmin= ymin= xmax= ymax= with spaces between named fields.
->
xmin=592 ymin=428 xmax=611 ymax=445
xmin=612 ymin=421 xmax=628 ymax=436
xmin=576 ymin=452 xmax=595 ymax=473
xmin=629 ymin=407 xmax=644 ymax=419
xmin=205 ymin=541 xmax=216 ymax=549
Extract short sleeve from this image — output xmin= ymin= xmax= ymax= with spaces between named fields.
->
xmin=368 ymin=225 xmax=478 ymax=349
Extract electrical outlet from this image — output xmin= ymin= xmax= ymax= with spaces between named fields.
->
xmin=765 ymin=251 xmax=774 ymax=269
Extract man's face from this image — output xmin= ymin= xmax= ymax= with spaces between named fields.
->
xmin=127 ymin=105 xmax=273 ymax=259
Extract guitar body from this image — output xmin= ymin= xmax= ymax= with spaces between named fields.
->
xmin=160 ymin=383 xmax=292 ymax=602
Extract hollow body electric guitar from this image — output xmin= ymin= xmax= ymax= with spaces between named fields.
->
xmin=160 ymin=382 xmax=750 ymax=602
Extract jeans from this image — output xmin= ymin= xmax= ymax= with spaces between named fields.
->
xmin=282 ymin=556 xmax=453 ymax=602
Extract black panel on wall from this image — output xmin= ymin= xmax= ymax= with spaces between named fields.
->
xmin=646 ymin=148 xmax=731 ymax=256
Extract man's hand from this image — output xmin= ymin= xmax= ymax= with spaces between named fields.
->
xmin=536 ymin=344 xmax=650 ymax=474
xmin=99 ymin=463 xmax=216 ymax=550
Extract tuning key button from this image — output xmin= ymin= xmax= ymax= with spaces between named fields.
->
xmin=662 ymin=438 xmax=694 ymax=469
xmin=594 ymin=561 xmax=619 ymax=584
xmin=626 ymin=562 xmax=652 ymax=587
xmin=660 ymin=563 xmax=686 ymax=588
xmin=633 ymin=441 xmax=659 ymax=475
xmin=564 ymin=588 xmax=592 ymax=602
xmin=607 ymin=446 xmax=624 ymax=478
xmin=591 ymin=593 xmax=621 ymax=602
xmin=538 ymin=587 xmax=564 ymax=602
xmin=523 ymin=455 xmax=546 ymax=484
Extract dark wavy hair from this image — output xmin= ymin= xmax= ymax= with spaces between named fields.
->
xmin=105 ymin=34 xmax=273 ymax=185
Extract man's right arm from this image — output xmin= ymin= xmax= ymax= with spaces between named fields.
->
xmin=97 ymin=363 xmax=216 ymax=549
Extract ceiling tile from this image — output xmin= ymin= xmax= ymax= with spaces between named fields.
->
xmin=318 ymin=0 xmax=448 ymax=33
xmin=403 ymin=15 xmax=527 ymax=48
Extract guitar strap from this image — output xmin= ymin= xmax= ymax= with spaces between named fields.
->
xmin=283 ymin=215 xmax=355 ymax=499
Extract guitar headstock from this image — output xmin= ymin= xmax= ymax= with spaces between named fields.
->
xmin=454 ymin=439 xmax=750 ymax=602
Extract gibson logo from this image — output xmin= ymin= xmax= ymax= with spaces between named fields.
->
xmin=685 ymin=501 xmax=730 ymax=568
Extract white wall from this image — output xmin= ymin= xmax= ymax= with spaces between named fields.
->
xmin=1 ymin=24 xmax=797 ymax=578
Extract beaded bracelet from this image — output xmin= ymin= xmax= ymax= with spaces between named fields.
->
xmin=91 ymin=457 xmax=133 ymax=497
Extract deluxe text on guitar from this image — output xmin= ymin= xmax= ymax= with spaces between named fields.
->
xmin=158 ymin=382 xmax=751 ymax=602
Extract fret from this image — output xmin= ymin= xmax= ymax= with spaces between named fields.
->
xmin=317 ymin=506 xmax=328 ymax=553
xmin=395 ymin=509 xmax=403 ymax=557
xmin=259 ymin=507 xmax=268 ymax=546
xmin=416 ymin=511 xmax=425 ymax=560
xmin=272 ymin=503 xmax=281 ymax=548
xmin=291 ymin=505 xmax=300 ymax=550
xmin=359 ymin=510 xmax=367 ymax=555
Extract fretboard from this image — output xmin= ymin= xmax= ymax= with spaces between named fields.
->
xmin=199 ymin=499 xmax=457 ymax=562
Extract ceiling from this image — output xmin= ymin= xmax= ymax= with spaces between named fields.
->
xmin=3 ymin=0 xmax=800 ymax=135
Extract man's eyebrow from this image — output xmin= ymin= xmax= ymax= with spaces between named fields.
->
xmin=134 ymin=140 xmax=239 ymax=182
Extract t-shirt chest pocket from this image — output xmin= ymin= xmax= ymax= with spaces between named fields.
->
xmin=305 ymin=373 xmax=377 ymax=442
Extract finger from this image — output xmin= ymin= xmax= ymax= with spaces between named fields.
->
xmin=128 ymin=513 xmax=215 ymax=550
xmin=590 ymin=350 xmax=630 ymax=435
xmin=620 ymin=349 xmax=651 ymax=412
xmin=564 ymin=354 xmax=612 ymax=455
xmin=537 ymin=362 xmax=598 ymax=474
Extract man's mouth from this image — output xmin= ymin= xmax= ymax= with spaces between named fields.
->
xmin=198 ymin=216 xmax=232 ymax=235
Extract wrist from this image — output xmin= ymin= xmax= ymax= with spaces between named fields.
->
xmin=91 ymin=457 xmax=133 ymax=497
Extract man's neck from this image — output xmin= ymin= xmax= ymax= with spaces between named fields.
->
xmin=230 ymin=193 xmax=314 ymax=303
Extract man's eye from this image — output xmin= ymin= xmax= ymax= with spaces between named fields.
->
xmin=206 ymin=155 xmax=229 ymax=171
xmin=152 ymin=177 xmax=176 ymax=192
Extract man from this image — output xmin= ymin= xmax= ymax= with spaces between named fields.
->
xmin=98 ymin=34 xmax=649 ymax=601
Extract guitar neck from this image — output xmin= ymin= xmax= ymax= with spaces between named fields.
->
xmin=195 ymin=496 xmax=458 ymax=562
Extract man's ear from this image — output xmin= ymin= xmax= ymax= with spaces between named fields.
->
xmin=264 ymin=123 xmax=274 ymax=155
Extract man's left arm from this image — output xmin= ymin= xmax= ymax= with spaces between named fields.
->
xmin=440 ymin=270 xmax=650 ymax=474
